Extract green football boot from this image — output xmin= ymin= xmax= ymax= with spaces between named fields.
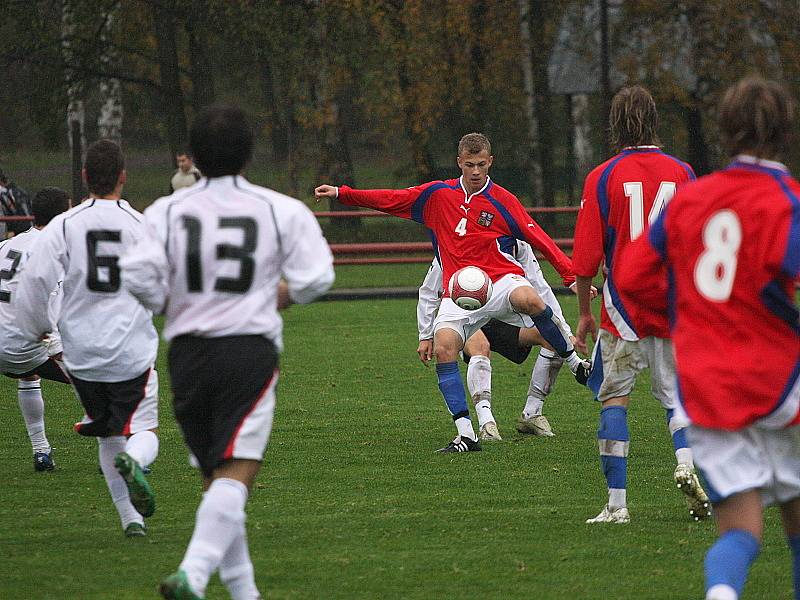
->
xmin=114 ymin=452 xmax=155 ymax=517
xmin=159 ymin=570 xmax=203 ymax=600
xmin=124 ymin=522 xmax=146 ymax=537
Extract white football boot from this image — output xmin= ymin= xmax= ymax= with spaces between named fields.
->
xmin=479 ymin=421 xmax=502 ymax=441
xmin=674 ymin=463 xmax=712 ymax=520
xmin=516 ymin=414 xmax=555 ymax=437
xmin=586 ymin=505 xmax=630 ymax=524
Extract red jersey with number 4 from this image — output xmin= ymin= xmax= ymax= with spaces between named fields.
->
xmin=572 ymin=147 xmax=695 ymax=340
xmin=617 ymin=157 xmax=800 ymax=430
xmin=337 ymin=177 xmax=574 ymax=292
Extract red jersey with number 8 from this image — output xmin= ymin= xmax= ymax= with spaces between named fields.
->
xmin=572 ymin=147 xmax=695 ymax=340
xmin=618 ymin=157 xmax=800 ymax=430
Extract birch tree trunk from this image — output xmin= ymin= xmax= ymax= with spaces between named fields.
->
xmin=518 ymin=0 xmax=544 ymax=204
xmin=97 ymin=2 xmax=123 ymax=144
xmin=62 ymin=0 xmax=86 ymax=200
xmin=571 ymin=93 xmax=593 ymax=190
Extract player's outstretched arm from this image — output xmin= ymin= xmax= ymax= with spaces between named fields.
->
xmin=314 ymin=184 xmax=338 ymax=202
xmin=315 ymin=181 xmax=439 ymax=223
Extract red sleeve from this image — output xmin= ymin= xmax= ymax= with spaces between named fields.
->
xmin=572 ymin=170 xmax=605 ymax=278
xmin=614 ymin=234 xmax=668 ymax=313
xmin=338 ymin=182 xmax=441 ymax=224
xmin=500 ymin=193 xmax=575 ymax=286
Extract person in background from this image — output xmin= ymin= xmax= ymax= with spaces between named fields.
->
xmin=170 ymin=151 xmax=202 ymax=193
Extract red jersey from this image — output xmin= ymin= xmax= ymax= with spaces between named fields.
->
xmin=338 ymin=177 xmax=574 ymax=291
xmin=617 ymin=157 xmax=800 ymax=430
xmin=573 ymin=147 xmax=695 ymax=340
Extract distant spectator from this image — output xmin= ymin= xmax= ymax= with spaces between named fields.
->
xmin=169 ymin=151 xmax=201 ymax=193
xmin=0 ymin=169 xmax=33 ymax=237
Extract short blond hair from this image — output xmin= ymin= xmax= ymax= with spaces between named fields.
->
xmin=458 ymin=133 xmax=491 ymax=156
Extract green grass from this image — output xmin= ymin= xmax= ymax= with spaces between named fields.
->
xmin=0 ymin=297 xmax=794 ymax=599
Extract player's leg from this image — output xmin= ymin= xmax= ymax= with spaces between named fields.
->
xmin=433 ymin=325 xmax=480 ymax=451
xmin=704 ymin=491 xmax=763 ymax=600
xmin=517 ymin=327 xmax=562 ymax=436
xmin=464 ymin=331 xmax=500 ymax=441
xmin=647 ymin=337 xmax=710 ymax=520
xmin=509 ymin=285 xmax=591 ymax=384
xmin=780 ymin=497 xmax=800 ymax=600
xmin=586 ymin=332 xmax=645 ymax=524
xmin=13 ymin=374 xmax=54 ymax=471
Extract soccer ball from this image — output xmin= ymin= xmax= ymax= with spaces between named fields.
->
xmin=448 ymin=266 xmax=493 ymax=310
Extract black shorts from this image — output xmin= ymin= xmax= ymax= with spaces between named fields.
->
xmin=71 ymin=367 xmax=158 ymax=437
xmin=6 ymin=357 xmax=70 ymax=384
xmin=463 ymin=319 xmax=532 ymax=365
xmin=169 ymin=335 xmax=279 ymax=478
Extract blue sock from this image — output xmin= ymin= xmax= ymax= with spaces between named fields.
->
xmin=598 ymin=406 xmax=628 ymax=501
xmin=789 ymin=534 xmax=800 ymax=600
xmin=436 ymin=362 xmax=469 ymax=420
xmin=705 ymin=529 xmax=760 ymax=598
xmin=530 ymin=305 xmax=570 ymax=356
xmin=665 ymin=409 xmax=689 ymax=453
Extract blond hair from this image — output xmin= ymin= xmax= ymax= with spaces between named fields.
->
xmin=458 ymin=133 xmax=491 ymax=156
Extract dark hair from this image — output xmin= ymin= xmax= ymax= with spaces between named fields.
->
xmin=33 ymin=187 xmax=70 ymax=227
xmin=176 ymin=150 xmax=192 ymax=158
xmin=84 ymin=139 xmax=125 ymax=196
xmin=719 ymin=76 xmax=795 ymax=159
xmin=458 ymin=133 xmax=491 ymax=156
xmin=189 ymin=104 xmax=253 ymax=177
xmin=609 ymin=85 xmax=660 ymax=150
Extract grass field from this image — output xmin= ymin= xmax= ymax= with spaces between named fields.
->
xmin=1 ymin=285 xmax=795 ymax=600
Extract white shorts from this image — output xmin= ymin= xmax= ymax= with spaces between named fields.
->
xmin=434 ymin=274 xmax=535 ymax=342
xmin=688 ymin=424 xmax=800 ymax=506
xmin=590 ymin=330 xmax=676 ymax=408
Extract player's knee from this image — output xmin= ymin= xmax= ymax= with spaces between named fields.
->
xmin=434 ymin=344 xmax=459 ymax=363
xmin=510 ymin=286 xmax=546 ymax=315
xmin=464 ymin=336 xmax=490 ymax=357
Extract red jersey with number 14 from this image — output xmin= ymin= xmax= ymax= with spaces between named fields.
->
xmin=573 ymin=147 xmax=695 ymax=340
xmin=617 ymin=157 xmax=800 ymax=430
xmin=337 ymin=177 xmax=574 ymax=293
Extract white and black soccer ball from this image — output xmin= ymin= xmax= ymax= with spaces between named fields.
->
xmin=448 ymin=266 xmax=493 ymax=310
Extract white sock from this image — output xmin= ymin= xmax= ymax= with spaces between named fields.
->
xmin=454 ymin=416 xmax=477 ymax=441
xmin=466 ymin=356 xmax=491 ymax=400
xmin=523 ymin=349 xmax=562 ymax=418
xmin=676 ymin=448 xmax=694 ymax=468
xmin=608 ymin=488 xmax=627 ymax=510
xmin=180 ymin=478 xmax=249 ymax=597
xmin=220 ymin=525 xmax=261 ymax=600
xmin=17 ymin=380 xmax=50 ymax=454
xmin=706 ymin=584 xmax=738 ymax=600
xmin=474 ymin=397 xmax=494 ymax=428
xmin=125 ymin=430 xmax=159 ymax=468
xmin=98 ymin=436 xmax=142 ymax=529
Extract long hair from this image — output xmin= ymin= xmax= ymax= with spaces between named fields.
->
xmin=609 ymin=86 xmax=660 ymax=151
xmin=719 ymin=76 xmax=795 ymax=159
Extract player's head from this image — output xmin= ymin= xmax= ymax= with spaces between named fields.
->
xmin=719 ymin=76 xmax=795 ymax=160
xmin=457 ymin=133 xmax=493 ymax=194
xmin=609 ymin=85 xmax=660 ymax=151
xmin=83 ymin=139 xmax=126 ymax=197
xmin=189 ymin=104 xmax=253 ymax=177
xmin=176 ymin=151 xmax=194 ymax=173
xmin=32 ymin=187 xmax=70 ymax=228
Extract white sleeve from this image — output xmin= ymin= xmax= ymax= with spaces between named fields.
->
xmin=281 ymin=205 xmax=335 ymax=304
xmin=417 ymin=259 xmax=442 ymax=340
xmin=16 ymin=225 xmax=67 ymax=343
xmin=119 ymin=207 xmax=170 ymax=314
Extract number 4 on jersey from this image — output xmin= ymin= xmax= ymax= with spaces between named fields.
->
xmin=624 ymin=181 xmax=676 ymax=240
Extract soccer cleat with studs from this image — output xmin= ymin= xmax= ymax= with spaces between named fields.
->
xmin=516 ymin=414 xmax=555 ymax=437
xmin=159 ymin=570 xmax=203 ymax=600
xmin=115 ymin=452 xmax=156 ymax=517
xmin=479 ymin=421 xmax=502 ymax=441
xmin=586 ymin=505 xmax=630 ymax=524
xmin=435 ymin=435 xmax=482 ymax=453
xmin=674 ymin=463 xmax=712 ymax=521
xmin=124 ymin=522 xmax=147 ymax=538
xmin=33 ymin=450 xmax=55 ymax=472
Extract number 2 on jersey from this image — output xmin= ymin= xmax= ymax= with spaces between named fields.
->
xmin=624 ymin=181 xmax=676 ymax=240
xmin=182 ymin=216 xmax=257 ymax=293
xmin=693 ymin=210 xmax=741 ymax=302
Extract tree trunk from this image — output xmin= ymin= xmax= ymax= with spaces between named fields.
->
xmin=152 ymin=1 xmax=188 ymax=158
xmin=517 ymin=0 xmax=544 ymax=203
xmin=599 ymin=0 xmax=612 ymax=156
xmin=685 ymin=97 xmax=711 ymax=176
xmin=97 ymin=2 xmax=123 ymax=144
xmin=61 ymin=0 xmax=86 ymax=201
xmin=571 ymin=93 xmax=594 ymax=193
xmin=530 ymin=0 xmax=555 ymax=207
xmin=186 ymin=3 xmax=216 ymax=110
xmin=257 ymin=55 xmax=288 ymax=160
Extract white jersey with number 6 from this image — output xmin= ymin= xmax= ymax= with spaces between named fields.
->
xmin=119 ymin=175 xmax=334 ymax=349
xmin=16 ymin=199 xmax=158 ymax=382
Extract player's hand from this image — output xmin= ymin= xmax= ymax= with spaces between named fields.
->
xmin=277 ymin=280 xmax=291 ymax=310
xmin=417 ymin=339 xmax=433 ymax=365
xmin=314 ymin=184 xmax=338 ymax=202
xmin=569 ymin=282 xmax=598 ymax=299
xmin=575 ymin=314 xmax=598 ymax=355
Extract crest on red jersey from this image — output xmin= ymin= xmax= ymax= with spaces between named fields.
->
xmin=477 ymin=211 xmax=495 ymax=227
